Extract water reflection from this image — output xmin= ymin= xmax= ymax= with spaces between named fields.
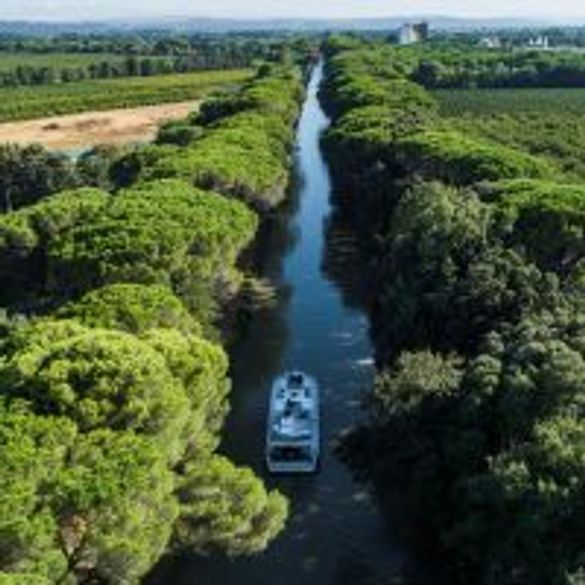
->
xmin=322 ymin=208 xmax=373 ymax=313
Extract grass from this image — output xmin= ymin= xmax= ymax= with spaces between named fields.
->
xmin=434 ymin=87 xmax=585 ymax=180
xmin=0 ymin=69 xmax=252 ymax=122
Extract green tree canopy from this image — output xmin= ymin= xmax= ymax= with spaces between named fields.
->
xmin=174 ymin=455 xmax=288 ymax=557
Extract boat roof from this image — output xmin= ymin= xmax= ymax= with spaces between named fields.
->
xmin=268 ymin=372 xmax=317 ymax=444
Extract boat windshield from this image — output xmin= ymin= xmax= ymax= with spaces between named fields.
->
xmin=288 ymin=373 xmax=304 ymax=388
xmin=270 ymin=445 xmax=312 ymax=462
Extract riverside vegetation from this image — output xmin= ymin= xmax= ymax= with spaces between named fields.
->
xmin=321 ymin=36 xmax=584 ymax=585
xmin=0 ymin=60 xmax=305 ymax=584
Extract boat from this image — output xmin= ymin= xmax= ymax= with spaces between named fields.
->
xmin=266 ymin=371 xmax=320 ymax=473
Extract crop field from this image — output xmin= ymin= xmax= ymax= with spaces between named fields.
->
xmin=435 ymin=87 xmax=585 ymax=179
xmin=434 ymin=87 xmax=585 ymax=116
xmin=0 ymin=51 xmax=127 ymax=71
xmin=0 ymin=68 xmax=251 ymax=122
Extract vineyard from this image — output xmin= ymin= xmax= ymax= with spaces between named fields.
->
xmin=0 ymin=51 xmax=127 ymax=71
xmin=434 ymin=87 xmax=585 ymax=115
xmin=0 ymin=69 xmax=251 ymax=122
xmin=436 ymin=87 xmax=585 ymax=179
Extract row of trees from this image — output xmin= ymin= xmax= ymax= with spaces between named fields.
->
xmin=0 ymin=56 xmax=206 ymax=87
xmin=112 ymin=64 xmax=305 ymax=211
xmin=0 ymin=54 xmax=256 ymax=88
xmin=0 ymin=61 xmax=306 ymax=583
xmin=0 ymin=34 xmax=315 ymax=88
xmin=379 ymin=41 xmax=585 ymax=89
xmin=0 ymin=32 xmax=305 ymax=59
xmin=321 ymin=37 xmax=584 ymax=585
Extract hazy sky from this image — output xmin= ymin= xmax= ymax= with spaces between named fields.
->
xmin=2 ymin=0 xmax=585 ymax=21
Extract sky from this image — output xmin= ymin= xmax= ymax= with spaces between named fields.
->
xmin=2 ymin=0 xmax=585 ymax=22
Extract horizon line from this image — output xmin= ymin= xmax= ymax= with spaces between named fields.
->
xmin=1 ymin=14 xmax=584 ymax=24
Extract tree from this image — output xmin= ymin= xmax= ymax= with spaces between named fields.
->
xmin=324 ymin=37 xmax=585 ymax=585
xmin=57 ymin=283 xmax=200 ymax=335
xmin=76 ymin=145 xmax=126 ymax=190
xmin=0 ymin=320 xmax=191 ymax=459
xmin=50 ymin=429 xmax=178 ymax=584
xmin=0 ymin=400 xmax=178 ymax=584
xmin=0 ymin=145 xmax=78 ymax=213
xmin=0 ymin=401 xmax=74 ymax=582
xmin=174 ymin=455 xmax=288 ymax=557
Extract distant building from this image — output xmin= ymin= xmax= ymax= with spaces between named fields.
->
xmin=399 ymin=22 xmax=429 ymax=46
xmin=527 ymin=36 xmax=550 ymax=49
xmin=478 ymin=36 xmax=502 ymax=49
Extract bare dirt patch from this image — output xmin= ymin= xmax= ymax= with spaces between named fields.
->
xmin=0 ymin=101 xmax=198 ymax=151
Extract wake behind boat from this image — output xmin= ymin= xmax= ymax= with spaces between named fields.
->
xmin=266 ymin=371 xmax=320 ymax=473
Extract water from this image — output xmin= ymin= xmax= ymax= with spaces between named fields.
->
xmin=147 ymin=62 xmax=419 ymax=585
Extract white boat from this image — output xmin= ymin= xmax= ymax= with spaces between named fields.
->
xmin=266 ymin=371 xmax=320 ymax=473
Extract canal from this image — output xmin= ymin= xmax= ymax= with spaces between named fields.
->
xmin=147 ymin=62 xmax=420 ymax=585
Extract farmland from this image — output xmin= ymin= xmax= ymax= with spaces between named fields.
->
xmin=0 ymin=68 xmax=251 ymax=122
xmin=0 ymin=51 xmax=127 ymax=71
xmin=435 ymin=87 xmax=585 ymax=179
xmin=0 ymin=101 xmax=199 ymax=151
xmin=434 ymin=87 xmax=585 ymax=115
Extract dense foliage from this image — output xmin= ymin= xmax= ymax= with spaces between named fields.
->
xmin=125 ymin=64 xmax=304 ymax=210
xmin=0 ymin=179 xmax=257 ymax=328
xmin=0 ymin=32 xmax=310 ymax=69
xmin=0 ymin=317 xmax=287 ymax=583
xmin=322 ymin=37 xmax=585 ymax=585
xmin=394 ymin=130 xmax=555 ymax=185
xmin=0 ymin=144 xmax=140 ymax=215
xmin=0 ymin=144 xmax=79 ymax=213
xmin=394 ymin=43 xmax=585 ymax=89
xmin=0 ymin=60 xmax=305 ymax=583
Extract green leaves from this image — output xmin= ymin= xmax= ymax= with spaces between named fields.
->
xmin=0 ymin=400 xmax=179 ymax=584
xmin=0 ymin=179 xmax=257 ymax=329
xmin=174 ymin=455 xmax=288 ymax=557
xmin=1 ymin=321 xmax=191 ymax=457
xmin=50 ymin=429 xmax=178 ymax=585
xmin=374 ymin=351 xmax=463 ymax=416
xmin=323 ymin=37 xmax=585 ymax=585
xmin=395 ymin=130 xmax=556 ymax=185
xmin=0 ymin=401 xmax=73 ymax=581
xmin=488 ymin=179 xmax=585 ymax=274
xmin=58 ymin=284 xmax=200 ymax=335
xmin=0 ymin=309 xmax=264 ymax=582
xmin=0 ymin=144 xmax=79 ymax=214
xmin=145 ymin=67 xmax=303 ymax=211
xmin=0 ymin=61 xmax=300 ymax=583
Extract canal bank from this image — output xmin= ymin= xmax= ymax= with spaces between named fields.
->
xmin=147 ymin=62 xmax=420 ymax=585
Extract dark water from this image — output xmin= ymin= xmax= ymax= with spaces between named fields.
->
xmin=148 ymin=62 xmax=421 ymax=585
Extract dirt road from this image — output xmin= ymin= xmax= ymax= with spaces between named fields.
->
xmin=0 ymin=101 xmax=198 ymax=152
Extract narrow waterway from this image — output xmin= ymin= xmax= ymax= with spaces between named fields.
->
xmin=148 ymin=62 xmax=420 ymax=585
